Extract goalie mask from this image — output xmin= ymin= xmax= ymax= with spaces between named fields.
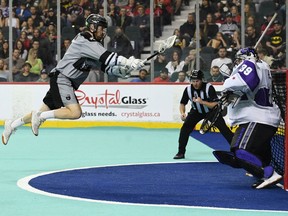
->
xmin=86 ymin=14 xmax=108 ymax=40
xmin=234 ymin=47 xmax=258 ymax=66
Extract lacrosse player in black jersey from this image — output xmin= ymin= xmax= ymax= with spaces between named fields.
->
xmin=2 ymin=14 xmax=145 ymax=145
xmin=173 ymin=70 xmax=233 ymax=159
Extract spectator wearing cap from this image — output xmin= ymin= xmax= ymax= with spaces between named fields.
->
xmin=219 ymin=12 xmax=239 ymax=39
xmin=153 ymin=68 xmax=170 ymax=82
xmin=260 ymin=13 xmax=275 ymax=36
xmin=37 ymin=68 xmax=50 ymax=82
xmin=150 ymin=52 xmax=167 ymax=77
xmin=67 ymin=1 xmax=83 ymax=27
xmin=265 ymin=20 xmax=286 ymax=57
xmin=13 ymin=62 xmax=39 ymax=82
xmin=44 ymin=8 xmax=57 ymax=27
xmin=15 ymin=3 xmax=31 ymax=23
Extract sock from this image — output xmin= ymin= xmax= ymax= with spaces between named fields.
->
xmin=40 ymin=110 xmax=55 ymax=120
xmin=11 ymin=118 xmax=25 ymax=129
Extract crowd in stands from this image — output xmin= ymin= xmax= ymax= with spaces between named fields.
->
xmin=0 ymin=0 xmax=286 ymax=83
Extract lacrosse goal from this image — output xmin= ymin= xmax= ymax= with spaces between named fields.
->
xmin=271 ymin=70 xmax=288 ymax=190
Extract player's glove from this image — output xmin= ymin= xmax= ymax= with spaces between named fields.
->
xmin=118 ymin=56 xmax=145 ymax=70
xmin=106 ymin=65 xmax=131 ymax=79
xmin=220 ymin=90 xmax=243 ymax=108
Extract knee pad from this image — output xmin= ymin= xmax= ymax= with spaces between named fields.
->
xmin=235 ymin=149 xmax=273 ymax=179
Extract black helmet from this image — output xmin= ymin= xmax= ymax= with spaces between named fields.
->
xmin=85 ymin=14 xmax=108 ymax=33
xmin=189 ymin=70 xmax=204 ymax=80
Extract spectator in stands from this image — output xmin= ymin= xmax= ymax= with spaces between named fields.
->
xmin=18 ymin=30 xmax=31 ymax=50
xmin=4 ymin=48 xmax=25 ymax=77
xmin=42 ymin=22 xmax=57 ymax=58
xmin=165 ymin=50 xmax=185 ymax=76
xmin=21 ymin=17 xmax=35 ymax=40
xmin=13 ymin=62 xmax=39 ymax=82
xmin=44 ymin=8 xmax=57 ymax=27
xmin=230 ymin=5 xmax=241 ymax=26
xmin=0 ymin=0 xmax=8 ymax=18
xmin=115 ymin=7 xmax=132 ymax=31
xmin=107 ymin=26 xmax=133 ymax=58
xmin=98 ymin=7 xmax=113 ymax=27
xmin=0 ymin=8 xmax=6 ymax=28
xmin=32 ymin=30 xmax=55 ymax=69
xmin=214 ymin=9 xmax=225 ymax=25
xmin=0 ymin=39 xmax=9 ymax=59
xmin=67 ymin=1 xmax=84 ymax=27
xmin=0 ymin=58 xmax=11 ymax=82
xmin=36 ymin=68 xmax=50 ymax=82
xmin=151 ymin=53 xmax=167 ymax=76
xmin=28 ymin=6 xmax=43 ymax=28
xmin=183 ymin=49 xmax=204 ymax=73
xmin=174 ymin=71 xmax=189 ymax=83
xmin=15 ymin=3 xmax=31 ymax=24
xmin=201 ymin=13 xmax=219 ymax=46
xmin=130 ymin=68 xmax=149 ymax=82
xmin=206 ymin=65 xmax=224 ymax=82
xmin=132 ymin=5 xmax=150 ymax=46
xmin=173 ymin=28 xmax=186 ymax=49
xmin=206 ymin=32 xmax=228 ymax=51
xmin=244 ymin=3 xmax=255 ymax=23
xmin=74 ymin=6 xmax=92 ymax=34
xmin=125 ymin=0 xmax=137 ymax=17
xmin=211 ymin=47 xmax=232 ymax=69
xmin=265 ymin=20 xmax=286 ymax=57
xmin=179 ymin=13 xmax=196 ymax=48
xmin=246 ymin=15 xmax=261 ymax=35
xmin=61 ymin=38 xmax=71 ymax=58
xmin=199 ymin=0 xmax=216 ymax=24
xmin=257 ymin=48 xmax=274 ymax=67
xmin=27 ymin=48 xmax=43 ymax=75
xmin=219 ymin=12 xmax=239 ymax=44
xmin=107 ymin=2 xmax=119 ymax=25
xmin=227 ymin=30 xmax=241 ymax=56
xmin=153 ymin=67 xmax=170 ymax=82
xmin=38 ymin=0 xmax=51 ymax=14
xmin=260 ymin=13 xmax=275 ymax=37
xmin=245 ymin=26 xmax=259 ymax=48
xmin=15 ymin=39 xmax=28 ymax=60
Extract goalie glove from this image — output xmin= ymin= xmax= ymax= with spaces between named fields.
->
xmin=106 ymin=65 xmax=131 ymax=79
xmin=118 ymin=56 xmax=145 ymax=70
xmin=220 ymin=90 xmax=243 ymax=108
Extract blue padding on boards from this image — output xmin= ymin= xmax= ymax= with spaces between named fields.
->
xmin=29 ymin=162 xmax=288 ymax=211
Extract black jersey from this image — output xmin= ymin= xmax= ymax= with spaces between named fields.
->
xmin=180 ymin=82 xmax=218 ymax=114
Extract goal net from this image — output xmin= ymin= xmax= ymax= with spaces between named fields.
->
xmin=271 ymin=71 xmax=287 ymax=190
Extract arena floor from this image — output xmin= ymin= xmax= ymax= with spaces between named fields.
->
xmin=1 ymin=126 xmax=287 ymax=216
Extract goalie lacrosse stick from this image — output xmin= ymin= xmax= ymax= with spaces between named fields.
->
xmin=199 ymin=91 xmax=243 ymax=134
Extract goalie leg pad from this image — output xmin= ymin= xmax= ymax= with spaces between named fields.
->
xmin=213 ymin=150 xmax=242 ymax=168
xmin=235 ymin=149 xmax=265 ymax=179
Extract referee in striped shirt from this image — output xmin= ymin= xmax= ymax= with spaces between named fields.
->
xmin=173 ymin=70 xmax=233 ymax=159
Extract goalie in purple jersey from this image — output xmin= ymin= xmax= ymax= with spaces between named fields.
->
xmin=213 ymin=47 xmax=282 ymax=189
xmin=2 ymin=14 xmax=145 ymax=145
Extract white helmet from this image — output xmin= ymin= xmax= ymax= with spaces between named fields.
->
xmin=234 ymin=47 xmax=258 ymax=65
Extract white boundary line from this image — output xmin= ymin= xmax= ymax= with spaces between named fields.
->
xmin=17 ymin=161 xmax=287 ymax=213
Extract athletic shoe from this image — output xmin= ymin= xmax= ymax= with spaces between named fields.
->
xmin=31 ymin=111 xmax=45 ymax=136
xmin=173 ymin=153 xmax=185 ymax=159
xmin=2 ymin=120 xmax=14 ymax=145
xmin=251 ymin=179 xmax=264 ymax=188
xmin=256 ymin=171 xmax=282 ymax=189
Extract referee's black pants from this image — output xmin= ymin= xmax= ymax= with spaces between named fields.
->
xmin=177 ymin=110 xmax=234 ymax=155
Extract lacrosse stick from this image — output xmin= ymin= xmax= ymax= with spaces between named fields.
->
xmin=123 ymin=35 xmax=177 ymax=78
xmin=143 ymin=35 xmax=177 ymax=63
